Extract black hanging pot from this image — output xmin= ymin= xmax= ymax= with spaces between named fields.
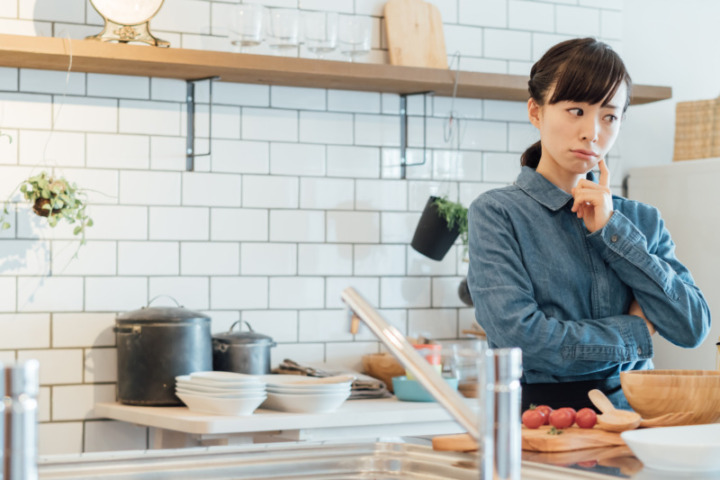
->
xmin=115 ymin=297 xmax=212 ymax=406
xmin=411 ymin=196 xmax=460 ymax=261
xmin=213 ymin=321 xmax=277 ymax=375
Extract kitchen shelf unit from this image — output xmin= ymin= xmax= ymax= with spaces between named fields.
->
xmin=0 ymin=34 xmax=672 ymax=104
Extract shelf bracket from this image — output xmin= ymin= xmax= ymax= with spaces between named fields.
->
xmin=186 ymin=76 xmax=220 ymax=171
xmin=399 ymin=91 xmax=433 ymax=179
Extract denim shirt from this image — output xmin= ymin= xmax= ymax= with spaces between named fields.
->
xmin=467 ymin=166 xmax=711 ymax=384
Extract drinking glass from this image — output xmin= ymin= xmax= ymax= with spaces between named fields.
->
xmin=338 ymin=14 xmax=371 ymax=62
xmin=267 ymin=8 xmax=300 ymax=55
xmin=303 ymin=11 xmax=338 ymax=59
xmin=228 ymin=4 xmax=265 ymax=53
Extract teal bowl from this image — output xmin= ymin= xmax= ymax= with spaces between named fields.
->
xmin=392 ymin=375 xmax=459 ymax=402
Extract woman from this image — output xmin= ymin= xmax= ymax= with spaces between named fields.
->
xmin=467 ymin=38 xmax=711 ymax=411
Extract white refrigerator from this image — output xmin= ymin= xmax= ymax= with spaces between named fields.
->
xmin=627 ymin=158 xmax=720 ymax=370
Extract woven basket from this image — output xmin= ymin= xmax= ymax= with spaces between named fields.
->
xmin=673 ymin=97 xmax=720 ymax=161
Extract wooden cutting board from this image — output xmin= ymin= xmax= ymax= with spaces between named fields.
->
xmin=523 ymin=426 xmax=625 ymax=452
xmin=384 ymin=0 xmax=448 ymax=69
xmin=433 ymin=426 xmax=625 ymax=453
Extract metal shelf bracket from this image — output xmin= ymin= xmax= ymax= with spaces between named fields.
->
xmin=399 ymin=91 xmax=433 ymax=179
xmin=186 ymin=76 xmax=220 ymax=171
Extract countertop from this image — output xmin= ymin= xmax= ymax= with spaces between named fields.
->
xmin=96 ymin=397 xmax=477 ymax=447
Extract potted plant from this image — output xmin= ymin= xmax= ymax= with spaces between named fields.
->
xmin=411 ymin=196 xmax=468 ymax=261
xmin=411 ymin=195 xmax=473 ymax=306
xmin=1 ymin=171 xmax=93 ymax=245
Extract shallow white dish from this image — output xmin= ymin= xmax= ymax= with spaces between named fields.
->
xmin=261 ymin=390 xmax=350 ymax=413
xmin=266 ymin=385 xmax=351 ymax=395
xmin=621 ymin=423 xmax=720 ymax=472
xmin=260 ymin=374 xmax=355 ymax=387
xmin=177 ymin=391 xmax=265 ymax=416
xmin=190 ymin=371 xmax=264 ymax=383
xmin=177 ymin=374 xmax=264 ymax=389
xmin=176 ymin=387 xmax=266 ymax=399
xmin=176 ymin=380 xmax=265 ymax=395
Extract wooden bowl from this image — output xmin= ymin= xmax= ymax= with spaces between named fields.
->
xmin=620 ymin=369 xmax=720 ymax=425
xmin=361 ymin=353 xmax=405 ymax=393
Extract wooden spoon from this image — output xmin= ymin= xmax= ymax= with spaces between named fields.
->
xmin=639 ymin=411 xmax=695 ymax=428
xmin=588 ymin=389 xmax=641 ymax=432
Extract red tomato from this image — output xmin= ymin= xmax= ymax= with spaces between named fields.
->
xmin=549 ymin=409 xmax=574 ymax=429
xmin=533 ymin=405 xmax=552 ymax=425
xmin=575 ymin=408 xmax=598 ymax=429
xmin=558 ymin=407 xmax=577 ymax=425
xmin=521 ymin=409 xmax=545 ymax=429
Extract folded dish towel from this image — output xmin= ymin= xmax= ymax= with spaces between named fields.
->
xmin=273 ymin=359 xmax=392 ymax=400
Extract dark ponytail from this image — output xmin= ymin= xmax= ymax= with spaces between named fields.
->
xmin=522 ymin=38 xmax=632 ymax=169
xmin=521 ymin=141 xmax=542 ymax=169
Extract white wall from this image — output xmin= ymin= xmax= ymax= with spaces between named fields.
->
xmin=620 ymin=0 xmax=720 ymax=175
xmin=0 ymin=0 xmax=622 ymax=455
xmin=622 ymin=1 xmax=720 ymax=370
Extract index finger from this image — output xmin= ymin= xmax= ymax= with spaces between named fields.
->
xmin=598 ymin=158 xmax=610 ymax=188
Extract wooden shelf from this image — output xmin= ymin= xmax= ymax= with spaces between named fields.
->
xmin=0 ymin=34 xmax=671 ymax=104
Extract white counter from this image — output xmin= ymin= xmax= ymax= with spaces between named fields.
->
xmin=96 ymin=398 xmax=476 ymax=449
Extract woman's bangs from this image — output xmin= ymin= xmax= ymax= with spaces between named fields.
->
xmin=548 ymin=47 xmax=630 ymax=109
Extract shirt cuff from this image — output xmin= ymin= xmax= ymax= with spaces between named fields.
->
xmin=622 ymin=314 xmax=654 ymax=360
xmin=587 ymin=211 xmax=645 ymax=264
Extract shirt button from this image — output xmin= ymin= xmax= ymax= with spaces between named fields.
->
xmin=637 ymin=347 xmax=642 ymax=355
xmin=611 ymin=234 xmax=619 ymax=243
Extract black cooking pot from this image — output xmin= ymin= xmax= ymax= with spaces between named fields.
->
xmin=115 ymin=298 xmax=212 ymax=406
xmin=213 ymin=321 xmax=276 ymax=375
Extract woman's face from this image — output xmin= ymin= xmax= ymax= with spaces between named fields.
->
xmin=528 ymin=82 xmax=627 ymax=177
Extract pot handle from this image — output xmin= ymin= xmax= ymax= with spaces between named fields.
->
xmin=229 ymin=320 xmax=254 ymax=333
xmin=147 ymin=295 xmax=183 ymax=308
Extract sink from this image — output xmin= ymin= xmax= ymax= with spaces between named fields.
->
xmin=39 ymin=442 xmax=478 ymax=479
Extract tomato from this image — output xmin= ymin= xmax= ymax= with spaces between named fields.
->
xmin=558 ymin=407 xmax=577 ymax=425
xmin=521 ymin=409 xmax=545 ymax=429
xmin=548 ymin=408 xmax=574 ymax=429
xmin=575 ymin=408 xmax=598 ymax=429
xmin=533 ymin=405 xmax=552 ymax=425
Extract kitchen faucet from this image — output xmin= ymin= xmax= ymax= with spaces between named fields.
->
xmin=341 ymin=287 xmax=480 ymax=440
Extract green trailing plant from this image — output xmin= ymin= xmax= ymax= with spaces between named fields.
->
xmin=433 ymin=196 xmax=468 ymax=246
xmin=1 ymin=171 xmax=93 ymax=245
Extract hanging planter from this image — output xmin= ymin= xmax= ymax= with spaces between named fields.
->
xmin=1 ymin=171 xmax=93 ymax=245
xmin=410 ymin=196 xmax=468 ymax=261
xmin=458 ymin=277 xmax=473 ymax=306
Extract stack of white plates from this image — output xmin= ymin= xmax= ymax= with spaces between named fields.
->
xmin=175 ymin=371 xmax=266 ymax=416
xmin=260 ymin=374 xmax=354 ymax=413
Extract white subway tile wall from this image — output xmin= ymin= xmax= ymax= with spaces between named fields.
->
xmin=0 ymin=0 xmax=623 ymax=455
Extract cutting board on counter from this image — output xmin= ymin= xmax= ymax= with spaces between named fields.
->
xmin=433 ymin=426 xmax=625 ymax=453
xmin=384 ymin=0 xmax=448 ymax=68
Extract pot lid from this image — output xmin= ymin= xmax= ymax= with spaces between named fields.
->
xmin=116 ymin=296 xmax=210 ymax=325
xmin=213 ymin=321 xmax=274 ymax=346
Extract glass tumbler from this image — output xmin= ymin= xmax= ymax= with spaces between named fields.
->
xmin=302 ymin=11 xmax=338 ymax=59
xmin=338 ymin=14 xmax=371 ymax=62
xmin=229 ymin=4 xmax=265 ymax=53
xmin=267 ymin=8 xmax=300 ymax=55
xmin=445 ymin=339 xmax=487 ymax=398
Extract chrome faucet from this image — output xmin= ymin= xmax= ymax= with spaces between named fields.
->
xmin=342 ymin=287 xmax=480 ymax=440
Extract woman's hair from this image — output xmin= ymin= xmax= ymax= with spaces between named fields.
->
xmin=522 ymin=37 xmax=632 ymax=169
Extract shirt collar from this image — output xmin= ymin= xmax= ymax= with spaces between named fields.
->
xmin=516 ymin=166 xmax=598 ymax=212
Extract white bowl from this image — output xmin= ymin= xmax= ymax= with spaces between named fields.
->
xmin=177 ymin=391 xmax=266 ymax=416
xmin=621 ymin=424 xmax=720 ymax=471
xmin=261 ymin=391 xmax=350 ymax=413
xmin=176 ymin=387 xmax=266 ymax=399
